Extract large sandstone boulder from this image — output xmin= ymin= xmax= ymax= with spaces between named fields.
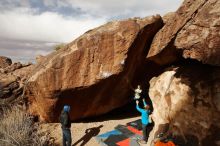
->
xmin=26 ymin=15 xmax=163 ymax=122
xmin=147 ymin=0 xmax=220 ymax=66
xmin=147 ymin=65 xmax=220 ymax=146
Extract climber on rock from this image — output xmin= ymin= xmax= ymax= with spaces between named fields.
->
xmin=60 ymin=105 xmax=72 ymax=146
xmin=136 ymin=98 xmax=151 ymax=144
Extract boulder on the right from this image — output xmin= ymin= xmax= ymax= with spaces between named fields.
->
xmin=147 ymin=65 xmax=220 ymax=146
xmin=175 ymin=0 xmax=220 ymax=66
xmin=147 ymin=0 xmax=220 ymax=66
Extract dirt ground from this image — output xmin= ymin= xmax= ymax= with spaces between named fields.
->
xmin=40 ymin=116 xmax=141 ymax=146
xmin=39 ymin=104 xmax=148 ymax=146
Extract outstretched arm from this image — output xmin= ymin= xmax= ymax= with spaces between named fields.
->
xmin=136 ymin=100 xmax=144 ymax=113
xmin=143 ymin=98 xmax=147 ymax=107
xmin=143 ymin=98 xmax=151 ymax=113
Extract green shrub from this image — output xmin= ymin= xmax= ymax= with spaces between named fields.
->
xmin=54 ymin=44 xmax=65 ymax=51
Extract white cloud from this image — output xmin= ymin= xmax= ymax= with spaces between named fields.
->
xmin=66 ymin=0 xmax=183 ymax=18
xmin=0 ymin=40 xmax=55 ymax=63
xmin=0 ymin=0 xmax=183 ymax=43
xmin=0 ymin=0 xmax=183 ymax=63
xmin=0 ymin=8 xmax=106 ymax=43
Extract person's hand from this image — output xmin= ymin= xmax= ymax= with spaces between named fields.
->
xmin=136 ymin=100 xmax=139 ymax=105
xmin=142 ymin=98 xmax=145 ymax=102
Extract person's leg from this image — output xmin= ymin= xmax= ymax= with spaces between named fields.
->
xmin=62 ymin=129 xmax=67 ymax=146
xmin=142 ymin=124 xmax=147 ymax=142
xmin=65 ymin=129 xmax=72 ymax=146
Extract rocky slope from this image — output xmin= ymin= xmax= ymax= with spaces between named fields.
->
xmin=0 ymin=56 xmax=34 ymax=106
xmin=0 ymin=56 xmax=12 ymax=68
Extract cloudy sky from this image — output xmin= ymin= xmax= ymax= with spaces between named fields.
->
xmin=0 ymin=0 xmax=183 ymax=63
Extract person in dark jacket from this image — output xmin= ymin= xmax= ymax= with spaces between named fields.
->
xmin=60 ymin=105 xmax=72 ymax=146
xmin=136 ymin=98 xmax=150 ymax=144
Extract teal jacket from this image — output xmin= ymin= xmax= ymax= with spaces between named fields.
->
xmin=136 ymin=100 xmax=150 ymax=125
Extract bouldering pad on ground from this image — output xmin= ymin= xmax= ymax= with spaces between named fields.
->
xmin=95 ymin=119 xmax=154 ymax=146
xmin=115 ymin=125 xmax=135 ymax=137
xmin=126 ymin=119 xmax=142 ymax=130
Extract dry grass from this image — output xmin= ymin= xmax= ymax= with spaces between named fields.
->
xmin=0 ymin=105 xmax=54 ymax=146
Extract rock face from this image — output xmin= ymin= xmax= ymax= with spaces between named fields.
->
xmin=36 ymin=55 xmax=45 ymax=64
xmin=26 ymin=15 xmax=163 ymax=122
xmin=147 ymin=0 xmax=220 ymax=66
xmin=148 ymin=65 xmax=220 ymax=146
xmin=2 ymin=62 xmax=23 ymax=73
xmin=0 ymin=56 xmax=12 ymax=68
xmin=0 ymin=59 xmax=34 ymax=106
xmin=175 ymin=0 xmax=220 ymax=66
xmin=0 ymin=73 xmax=21 ymax=104
xmin=162 ymin=12 xmax=175 ymax=24
xmin=146 ymin=2 xmax=220 ymax=144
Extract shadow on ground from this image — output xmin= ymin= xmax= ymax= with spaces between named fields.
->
xmin=72 ymin=125 xmax=103 ymax=146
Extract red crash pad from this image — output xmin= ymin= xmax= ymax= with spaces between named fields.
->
xmin=116 ymin=138 xmax=130 ymax=146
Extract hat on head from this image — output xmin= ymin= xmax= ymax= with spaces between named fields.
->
xmin=63 ymin=105 xmax=70 ymax=112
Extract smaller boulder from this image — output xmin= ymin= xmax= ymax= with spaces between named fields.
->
xmin=3 ymin=62 xmax=23 ymax=73
xmin=0 ymin=56 xmax=12 ymax=68
xmin=36 ymin=55 xmax=45 ymax=64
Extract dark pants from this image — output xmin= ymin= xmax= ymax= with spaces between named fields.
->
xmin=62 ymin=128 xmax=72 ymax=146
xmin=142 ymin=124 xmax=149 ymax=142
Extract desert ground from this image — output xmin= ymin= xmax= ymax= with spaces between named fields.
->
xmin=39 ymin=104 xmax=146 ymax=146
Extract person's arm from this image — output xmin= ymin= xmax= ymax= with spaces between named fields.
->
xmin=60 ymin=111 xmax=66 ymax=124
xmin=143 ymin=98 xmax=147 ymax=107
xmin=136 ymin=100 xmax=144 ymax=113
xmin=63 ymin=113 xmax=68 ymax=126
xmin=143 ymin=99 xmax=151 ymax=113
